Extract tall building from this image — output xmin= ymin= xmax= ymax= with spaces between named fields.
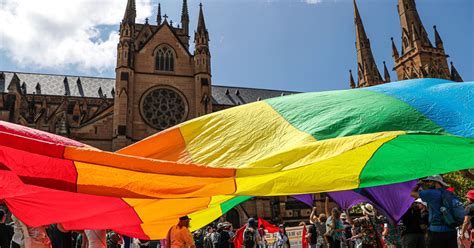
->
xmin=350 ymin=0 xmax=463 ymax=88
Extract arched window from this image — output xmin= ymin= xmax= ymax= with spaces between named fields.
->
xmin=155 ymin=46 xmax=174 ymax=71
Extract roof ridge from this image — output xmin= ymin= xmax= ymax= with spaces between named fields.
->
xmin=0 ymin=70 xmax=115 ymax=80
xmin=212 ymin=84 xmax=301 ymax=93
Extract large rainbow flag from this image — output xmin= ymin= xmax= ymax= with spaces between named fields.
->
xmin=0 ymin=78 xmax=473 ymax=239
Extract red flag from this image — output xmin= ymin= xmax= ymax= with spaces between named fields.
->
xmin=302 ymin=224 xmax=308 ymax=248
xmin=233 ymin=224 xmax=247 ymax=248
xmin=257 ymin=218 xmax=279 ymax=233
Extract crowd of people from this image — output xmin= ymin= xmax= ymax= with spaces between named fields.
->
xmin=0 ymin=175 xmax=472 ymax=248
xmin=304 ymin=175 xmax=473 ymax=248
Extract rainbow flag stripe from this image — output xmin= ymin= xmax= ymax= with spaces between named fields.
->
xmin=0 ymin=78 xmax=473 ymax=239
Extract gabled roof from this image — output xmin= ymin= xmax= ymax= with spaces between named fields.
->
xmin=1 ymin=71 xmax=300 ymax=106
xmin=1 ymin=71 xmax=115 ymax=99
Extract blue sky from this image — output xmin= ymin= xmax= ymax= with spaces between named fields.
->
xmin=0 ymin=0 xmax=472 ymax=92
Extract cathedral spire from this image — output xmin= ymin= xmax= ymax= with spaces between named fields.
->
xmin=353 ymin=0 xmax=382 ymax=87
xmin=397 ymin=0 xmax=431 ymax=52
xmin=391 ymin=37 xmax=399 ymax=60
xmin=383 ymin=61 xmax=391 ymax=82
xmin=157 ymin=3 xmax=162 ymax=25
xmin=122 ymin=0 xmax=136 ymax=24
xmin=450 ymin=62 xmax=463 ymax=82
xmin=349 ymin=70 xmax=356 ymax=89
xmin=181 ymin=0 xmax=189 ymax=35
xmin=433 ymin=25 xmax=443 ymax=49
xmin=197 ymin=3 xmax=207 ymax=34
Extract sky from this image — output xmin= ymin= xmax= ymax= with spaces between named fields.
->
xmin=0 ymin=0 xmax=472 ymax=92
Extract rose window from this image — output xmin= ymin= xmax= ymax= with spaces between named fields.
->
xmin=141 ymin=87 xmax=188 ymax=130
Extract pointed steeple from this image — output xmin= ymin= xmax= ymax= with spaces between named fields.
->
xmin=433 ymin=25 xmax=443 ymax=49
xmin=353 ymin=0 xmax=382 ymax=87
xmin=197 ymin=3 xmax=207 ymax=34
xmin=353 ymin=0 xmax=368 ymax=50
xmin=397 ymin=0 xmax=431 ymax=52
xmin=391 ymin=37 xmax=399 ymax=60
xmin=157 ymin=3 xmax=162 ymax=25
xmin=383 ymin=61 xmax=391 ymax=82
xmin=450 ymin=62 xmax=463 ymax=82
xmin=349 ymin=70 xmax=356 ymax=89
xmin=122 ymin=0 xmax=136 ymax=24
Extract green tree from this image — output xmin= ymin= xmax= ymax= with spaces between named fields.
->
xmin=443 ymin=171 xmax=473 ymax=202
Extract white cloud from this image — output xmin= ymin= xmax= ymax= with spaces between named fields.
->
xmin=304 ymin=0 xmax=323 ymax=4
xmin=0 ymin=0 xmax=153 ymax=73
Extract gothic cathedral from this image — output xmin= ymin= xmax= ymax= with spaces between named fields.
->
xmin=113 ymin=0 xmax=212 ymax=150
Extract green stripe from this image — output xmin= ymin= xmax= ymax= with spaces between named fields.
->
xmin=359 ymin=134 xmax=474 ymax=188
xmin=220 ymin=196 xmax=253 ymax=214
xmin=265 ymin=89 xmax=444 ymax=140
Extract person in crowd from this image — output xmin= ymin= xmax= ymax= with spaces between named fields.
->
xmin=400 ymin=199 xmax=427 ymax=248
xmin=0 ymin=210 xmax=13 ymax=248
xmin=215 ymin=223 xmax=231 ymax=248
xmin=346 ymin=204 xmax=384 ymax=248
xmin=324 ymin=198 xmax=344 ymax=248
xmin=10 ymin=214 xmax=52 ymax=248
xmin=324 ymin=208 xmax=344 ymax=248
xmin=242 ymin=218 xmax=260 ymax=248
xmin=274 ymin=225 xmax=289 ymax=248
xmin=193 ymin=229 xmax=205 ymax=248
xmin=203 ymin=226 xmax=214 ymax=248
xmin=410 ymin=175 xmax=458 ymax=248
xmin=348 ymin=226 xmax=362 ymax=248
xmin=307 ymin=208 xmax=319 ymax=248
xmin=257 ymin=226 xmax=266 ymax=248
xmin=167 ymin=216 xmax=196 ymax=248
xmin=135 ymin=239 xmax=151 ymax=248
xmin=382 ymin=222 xmax=402 ymax=248
xmin=105 ymin=231 xmax=122 ymax=248
xmin=83 ymin=230 xmax=106 ymax=248
xmin=340 ymin=213 xmax=353 ymax=248
xmin=460 ymin=190 xmax=474 ymax=248
xmin=47 ymin=224 xmax=72 ymax=248
xmin=309 ymin=210 xmax=327 ymax=248
xmin=225 ymin=224 xmax=235 ymax=248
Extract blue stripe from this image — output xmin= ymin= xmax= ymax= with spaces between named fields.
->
xmin=364 ymin=79 xmax=474 ymax=138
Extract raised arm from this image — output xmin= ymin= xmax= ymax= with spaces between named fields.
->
xmin=345 ymin=209 xmax=353 ymax=225
xmin=325 ymin=197 xmax=330 ymax=217
xmin=309 ymin=207 xmax=317 ymax=224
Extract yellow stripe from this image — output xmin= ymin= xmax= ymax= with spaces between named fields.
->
xmin=235 ymin=132 xmax=402 ymax=195
xmin=179 ymin=101 xmax=316 ymax=167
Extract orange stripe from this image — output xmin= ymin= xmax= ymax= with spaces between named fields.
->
xmin=117 ymin=127 xmax=192 ymax=162
xmin=74 ymin=161 xmax=237 ymax=198
xmin=64 ymin=146 xmax=235 ymax=178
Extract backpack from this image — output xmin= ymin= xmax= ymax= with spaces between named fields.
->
xmin=243 ymin=228 xmax=255 ymax=248
xmin=439 ymin=188 xmax=465 ymax=228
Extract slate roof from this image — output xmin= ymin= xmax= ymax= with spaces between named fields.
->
xmin=0 ymin=71 xmax=299 ymax=105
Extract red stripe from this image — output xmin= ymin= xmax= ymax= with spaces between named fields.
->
xmin=0 ymin=121 xmax=84 ymax=147
xmin=0 ymin=145 xmax=77 ymax=192
xmin=0 ymin=131 xmax=66 ymax=158
xmin=5 ymin=184 xmax=147 ymax=238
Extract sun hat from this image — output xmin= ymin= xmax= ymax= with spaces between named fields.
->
xmin=415 ymin=198 xmax=427 ymax=207
xmin=361 ymin=203 xmax=375 ymax=216
xmin=421 ymin=175 xmax=449 ymax=187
